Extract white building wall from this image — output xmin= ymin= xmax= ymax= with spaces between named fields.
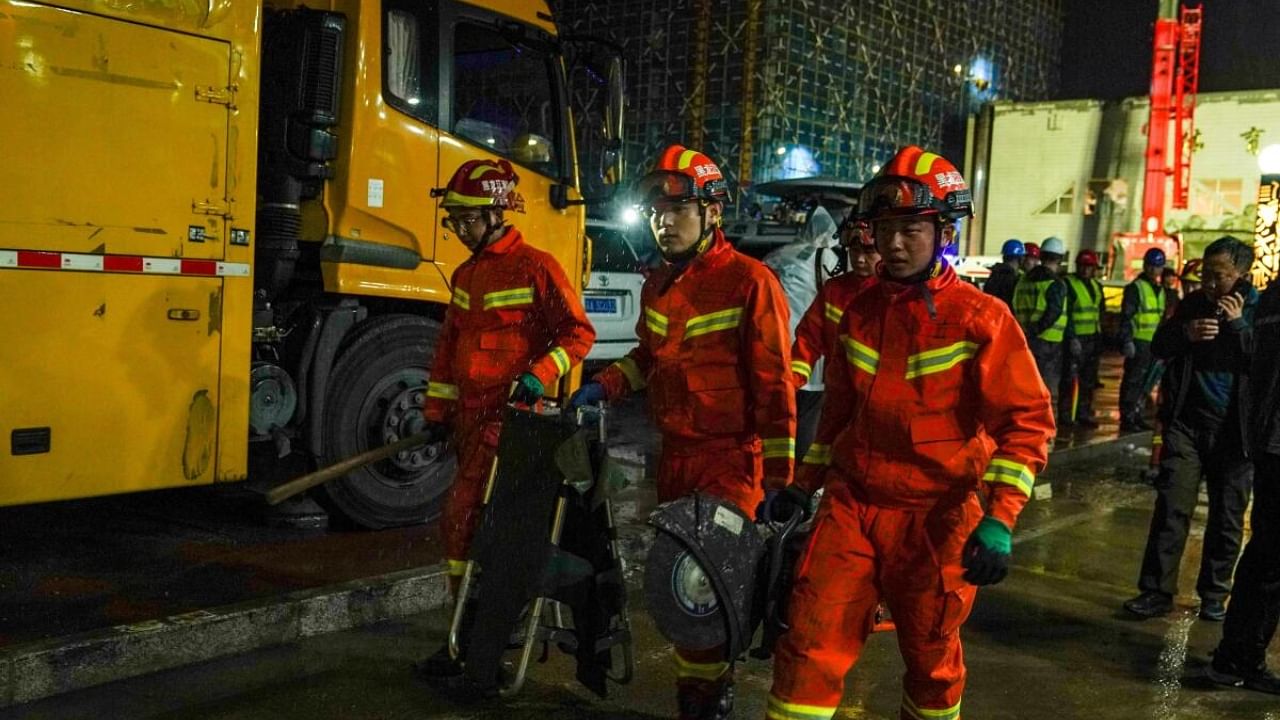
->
xmin=978 ymin=89 xmax=1280 ymax=259
xmin=982 ymin=99 xmax=1102 ymax=255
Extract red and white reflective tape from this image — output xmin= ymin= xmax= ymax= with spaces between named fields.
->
xmin=0 ymin=250 xmax=250 ymax=278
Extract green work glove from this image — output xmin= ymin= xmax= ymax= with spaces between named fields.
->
xmin=962 ymin=516 xmax=1012 ymax=586
xmin=510 ymin=372 xmax=545 ymax=406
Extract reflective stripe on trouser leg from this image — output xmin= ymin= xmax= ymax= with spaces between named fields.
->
xmin=442 ymin=420 xmax=500 ymax=566
xmin=673 ymin=646 xmax=730 ymax=682
xmin=768 ymin=491 xmax=880 ymax=717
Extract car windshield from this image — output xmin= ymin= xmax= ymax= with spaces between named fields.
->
xmin=590 ymin=226 xmax=648 ymax=273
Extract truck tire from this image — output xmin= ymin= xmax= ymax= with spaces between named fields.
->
xmin=319 ymin=314 xmax=454 ymax=528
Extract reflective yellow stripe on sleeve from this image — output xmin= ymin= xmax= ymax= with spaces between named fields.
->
xmin=451 ymin=287 xmax=470 ymax=310
xmin=840 ymin=335 xmax=880 ymax=375
xmin=766 ymin=695 xmax=837 ymax=720
xmin=823 ymin=302 xmax=844 ymax=324
xmin=613 ymin=356 xmax=647 ymax=391
xmin=427 ymin=381 xmax=459 ymax=400
xmin=685 ymin=307 xmax=744 ymax=339
xmin=447 ymin=559 xmax=468 ymax=577
xmin=762 ymin=437 xmax=796 ymax=460
xmin=644 ymin=307 xmax=669 ymax=336
xmin=802 ymin=443 xmax=831 ymax=465
xmin=791 ymin=359 xmax=812 ymax=379
xmin=982 ymin=457 xmax=1034 ymax=497
xmin=547 ymin=346 xmax=571 ymax=377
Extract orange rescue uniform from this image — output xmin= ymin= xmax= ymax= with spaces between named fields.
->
xmin=768 ymin=263 xmax=1054 ymax=720
xmin=424 ymin=227 xmax=595 ymax=577
xmin=596 ymin=229 xmax=796 ymax=687
xmin=789 ymin=272 xmax=871 ymax=386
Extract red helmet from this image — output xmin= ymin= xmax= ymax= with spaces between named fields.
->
xmin=433 ymin=158 xmax=520 ymax=209
xmin=1024 ymin=242 xmax=1041 ymax=258
xmin=858 ymin=146 xmax=973 ymax=222
xmin=636 ymin=144 xmax=730 ymax=206
xmin=1181 ymin=258 xmax=1203 ymax=283
xmin=1076 ymin=249 xmax=1100 ymax=267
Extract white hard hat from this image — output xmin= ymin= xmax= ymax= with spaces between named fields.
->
xmin=1041 ymin=236 xmax=1066 ymax=256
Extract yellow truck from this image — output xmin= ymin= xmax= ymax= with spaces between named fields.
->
xmin=0 ymin=0 xmax=623 ymax=527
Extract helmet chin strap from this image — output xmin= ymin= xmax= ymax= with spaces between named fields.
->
xmin=469 ymin=211 xmax=507 ymax=255
xmin=658 ymin=204 xmax=716 ymax=264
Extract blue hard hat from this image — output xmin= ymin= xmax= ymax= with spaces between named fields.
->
xmin=1001 ymin=239 xmax=1026 ymax=257
xmin=1144 ymin=248 xmax=1167 ymax=266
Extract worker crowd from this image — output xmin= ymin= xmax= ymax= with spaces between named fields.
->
xmin=411 ymin=143 xmax=1280 ymax=719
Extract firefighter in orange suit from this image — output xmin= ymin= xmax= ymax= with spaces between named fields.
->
xmin=571 ymin=145 xmax=796 ymax=720
xmin=764 ymin=147 xmax=1055 ymax=720
xmin=416 ymin=159 xmax=595 ymax=673
xmin=789 ymin=218 xmax=880 ymax=460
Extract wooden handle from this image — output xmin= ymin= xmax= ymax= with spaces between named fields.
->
xmin=265 ymin=431 xmax=434 ymax=506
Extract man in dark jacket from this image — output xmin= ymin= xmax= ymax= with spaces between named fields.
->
xmin=1207 ymin=272 xmax=1280 ymax=694
xmin=984 ymin=238 xmax=1024 ymax=311
xmin=1124 ymin=237 xmax=1256 ymax=621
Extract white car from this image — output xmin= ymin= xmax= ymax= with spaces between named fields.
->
xmin=583 ymin=219 xmax=652 ymax=361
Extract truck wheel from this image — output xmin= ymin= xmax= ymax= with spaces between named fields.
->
xmin=319 ymin=314 xmax=454 ymax=528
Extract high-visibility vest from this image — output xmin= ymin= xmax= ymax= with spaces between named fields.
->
xmin=1130 ymin=279 xmax=1165 ymax=342
xmin=1013 ymin=277 xmax=1067 ymax=342
xmin=1067 ymin=275 xmax=1102 ymax=336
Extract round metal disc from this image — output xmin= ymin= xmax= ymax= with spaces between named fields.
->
xmin=643 ymin=530 xmax=727 ymax=651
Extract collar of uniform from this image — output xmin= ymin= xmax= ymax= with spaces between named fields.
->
xmin=879 ymin=258 xmax=958 ymax=296
xmin=479 ymin=226 xmax=523 ymax=256
xmin=662 ymin=228 xmax=730 ymax=274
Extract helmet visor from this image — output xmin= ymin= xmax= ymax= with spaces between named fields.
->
xmin=858 ymin=176 xmax=938 ymax=220
xmin=636 ymin=171 xmax=698 ymax=207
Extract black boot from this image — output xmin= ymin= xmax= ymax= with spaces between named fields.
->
xmin=678 ymin=677 xmax=735 ymax=720
xmin=1208 ymin=653 xmax=1280 ymax=695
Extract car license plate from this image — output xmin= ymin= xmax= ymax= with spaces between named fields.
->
xmin=585 ymin=296 xmax=619 ymax=316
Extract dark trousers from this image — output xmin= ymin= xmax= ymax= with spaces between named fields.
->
xmin=796 ymin=389 xmax=824 ymax=465
xmin=1120 ymin=340 xmax=1154 ymax=422
xmin=1059 ymin=335 xmax=1101 ymax=422
xmin=1137 ymin=417 xmax=1253 ymax=601
xmin=1028 ymin=337 xmax=1062 ymax=427
xmin=1217 ymin=453 xmax=1280 ymax=669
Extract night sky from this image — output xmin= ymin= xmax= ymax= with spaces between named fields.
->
xmin=1060 ymin=0 xmax=1280 ymax=100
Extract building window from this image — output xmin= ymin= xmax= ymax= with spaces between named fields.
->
xmin=1191 ymin=178 xmax=1244 ymax=217
xmin=1036 ymin=183 xmax=1075 ymax=214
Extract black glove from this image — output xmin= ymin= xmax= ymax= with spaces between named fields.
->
xmin=756 ymin=484 xmax=811 ymax=523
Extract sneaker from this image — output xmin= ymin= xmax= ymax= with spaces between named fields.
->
xmin=1199 ymin=597 xmax=1228 ymax=622
xmin=1124 ymin=591 xmax=1173 ymax=618
xmin=1208 ymin=655 xmax=1280 ymax=695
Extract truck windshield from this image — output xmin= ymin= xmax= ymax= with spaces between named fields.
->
xmin=452 ymin=21 xmax=565 ymax=180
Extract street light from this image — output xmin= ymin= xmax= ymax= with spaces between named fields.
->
xmin=1253 ymin=143 xmax=1280 ymax=288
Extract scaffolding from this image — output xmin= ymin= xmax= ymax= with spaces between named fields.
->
xmin=554 ymin=0 xmax=1063 ymax=204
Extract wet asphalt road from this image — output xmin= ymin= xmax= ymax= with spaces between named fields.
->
xmin=7 ymin=441 xmax=1279 ymax=720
